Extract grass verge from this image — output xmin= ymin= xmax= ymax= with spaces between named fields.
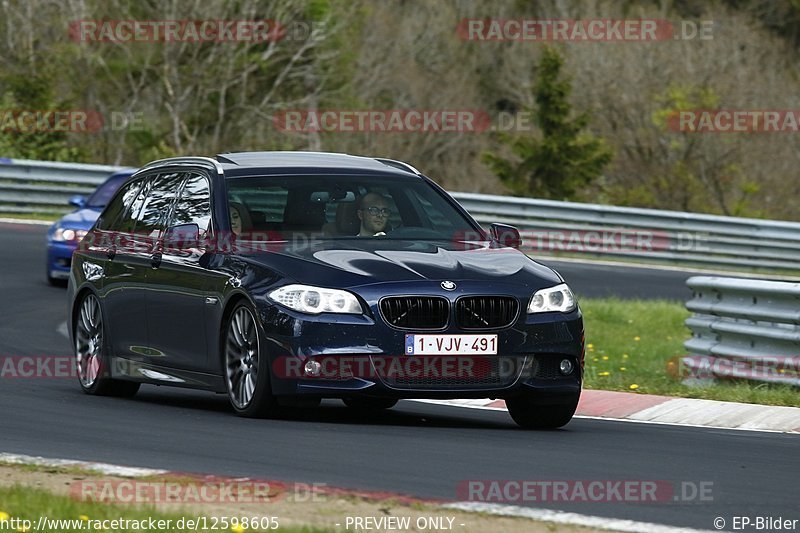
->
xmin=0 ymin=212 xmax=62 ymax=222
xmin=580 ymin=298 xmax=798 ymax=406
xmin=0 ymin=465 xmax=596 ymax=533
xmin=0 ymin=485 xmax=318 ymax=532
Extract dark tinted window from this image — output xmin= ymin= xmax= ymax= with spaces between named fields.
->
xmin=95 ymin=178 xmax=143 ymax=231
xmin=86 ymin=173 xmax=131 ymax=208
xmin=114 ymin=178 xmax=151 ymax=234
xmin=167 ymin=173 xmax=212 ymax=238
xmin=132 ymin=172 xmax=183 ymax=239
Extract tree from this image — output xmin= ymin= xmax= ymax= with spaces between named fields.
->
xmin=484 ymin=46 xmax=612 ymax=200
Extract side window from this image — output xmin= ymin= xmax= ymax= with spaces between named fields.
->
xmin=115 ymin=179 xmax=151 ymax=234
xmin=132 ymin=172 xmax=184 ymax=239
xmin=96 ymin=179 xmax=143 ymax=231
xmin=228 ymin=186 xmax=288 ymax=225
xmin=167 ymin=173 xmax=212 ymax=238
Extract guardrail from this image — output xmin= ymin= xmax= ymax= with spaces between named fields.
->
xmin=683 ymin=276 xmax=800 ymax=387
xmin=0 ymin=158 xmax=123 ymax=214
xmin=2 ymin=158 xmax=800 ymax=273
xmin=451 ymin=193 xmax=800 ymax=273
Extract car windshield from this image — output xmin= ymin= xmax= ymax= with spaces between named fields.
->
xmin=86 ymin=174 xmax=130 ymax=208
xmin=226 ymin=174 xmax=480 ymax=240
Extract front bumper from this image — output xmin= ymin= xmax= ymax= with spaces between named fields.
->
xmin=258 ymin=303 xmax=584 ymax=401
xmin=47 ymin=242 xmax=77 ymax=279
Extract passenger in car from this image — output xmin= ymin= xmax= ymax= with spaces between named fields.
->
xmin=229 ymin=202 xmax=252 ymax=235
xmin=357 ymin=192 xmax=391 ymax=237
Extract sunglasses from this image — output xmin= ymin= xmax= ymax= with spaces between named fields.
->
xmin=363 ymin=206 xmax=390 ymax=217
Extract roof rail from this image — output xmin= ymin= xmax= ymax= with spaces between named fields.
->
xmin=374 ymin=158 xmax=421 ymax=175
xmin=137 ymin=156 xmax=224 ymax=176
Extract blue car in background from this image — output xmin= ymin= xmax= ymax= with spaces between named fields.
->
xmin=46 ymin=169 xmax=134 ymax=285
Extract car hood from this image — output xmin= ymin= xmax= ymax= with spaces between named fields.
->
xmin=57 ymin=208 xmax=102 ymax=229
xmin=240 ymin=239 xmax=562 ymax=290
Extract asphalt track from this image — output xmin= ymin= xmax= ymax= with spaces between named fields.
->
xmin=1 ymin=222 xmax=798 ymax=530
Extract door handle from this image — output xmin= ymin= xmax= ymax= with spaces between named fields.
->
xmin=151 ymin=252 xmax=162 ymax=269
xmin=106 ymin=246 xmax=116 ymax=260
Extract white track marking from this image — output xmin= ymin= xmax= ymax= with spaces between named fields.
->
xmin=0 ymin=452 xmax=167 ymax=477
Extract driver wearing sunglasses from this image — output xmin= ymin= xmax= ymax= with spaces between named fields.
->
xmin=357 ymin=192 xmax=391 ymax=237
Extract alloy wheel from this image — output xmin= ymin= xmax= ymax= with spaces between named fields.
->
xmin=75 ymin=294 xmax=103 ymax=388
xmin=225 ymin=306 xmax=260 ymax=409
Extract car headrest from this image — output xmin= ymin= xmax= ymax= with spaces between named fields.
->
xmin=336 ymin=202 xmax=360 ymax=235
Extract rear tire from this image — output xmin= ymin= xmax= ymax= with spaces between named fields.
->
xmin=343 ymin=397 xmax=398 ymax=410
xmin=224 ymin=301 xmax=278 ymax=418
xmin=75 ymin=293 xmax=140 ymax=397
xmin=505 ymin=395 xmax=579 ymax=429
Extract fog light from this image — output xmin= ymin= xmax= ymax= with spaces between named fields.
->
xmin=559 ymin=359 xmax=574 ymax=375
xmin=304 ymin=360 xmax=321 ymax=377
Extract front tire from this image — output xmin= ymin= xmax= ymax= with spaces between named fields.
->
xmin=75 ymin=293 xmax=139 ymax=397
xmin=224 ymin=302 xmax=278 ymax=417
xmin=505 ymin=395 xmax=579 ymax=429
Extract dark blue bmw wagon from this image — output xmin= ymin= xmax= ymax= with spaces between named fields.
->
xmin=67 ymin=152 xmax=584 ymax=428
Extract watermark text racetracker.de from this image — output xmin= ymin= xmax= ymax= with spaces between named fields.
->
xmin=667 ymin=355 xmax=800 ymax=381
xmin=71 ymin=479 xmax=326 ymax=505
xmin=273 ymin=109 xmax=492 ymax=134
xmin=668 ymin=109 xmax=800 ymax=133
xmin=0 ymin=355 xmax=76 ymax=379
xmin=0 ymin=109 xmax=145 ymax=133
xmin=67 ymin=228 xmax=712 ymax=257
xmin=452 ymin=228 xmax=710 ymax=255
xmin=459 ymin=480 xmax=714 ymax=503
xmin=457 ymin=18 xmax=713 ymax=42
xmin=69 ymin=19 xmax=317 ymax=43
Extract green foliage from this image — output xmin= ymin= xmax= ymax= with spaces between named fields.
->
xmin=650 ymin=84 xmax=762 ymax=216
xmin=483 ymin=46 xmax=612 ymax=200
xmin=0 ymin=75 xmax=87 ymax=162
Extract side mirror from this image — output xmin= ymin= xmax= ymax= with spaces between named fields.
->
xmin=490 ymin=223 xmax=522 ymax=249
xmin=164 ymin=223 xmax=200 ymax=250
xmin=69 ymin=195 xmax=87 ymax=208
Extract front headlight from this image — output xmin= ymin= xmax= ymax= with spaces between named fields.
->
xmin=528 ymin=283 xmax=577 ymax=313
xmin=53 ymin=228 xmax=88 ymax=242
xmin=268 ymin=284 xmax=363 ymax=315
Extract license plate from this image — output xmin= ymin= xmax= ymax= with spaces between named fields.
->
xmin=405 ymin=334 xmax=498 ymax=355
